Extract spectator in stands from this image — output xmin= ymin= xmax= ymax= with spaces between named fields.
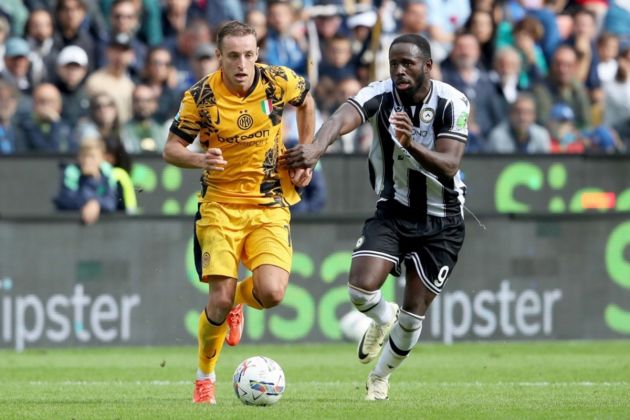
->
xmin=0 ymin=1 xmax=28 ymax=37
xmin=565 ymin=8 xmax=602 ymax=100
xmin=597 ymin=32 xmax=620 ymax=83
xmin=0 ymin=15 xmax=9 ymax=72
xmin=465 ymin=103 xmax=485 ymax=153
xmin=399 ymin=0 xmax=432 ymax=43
xmin=77 ymin=92 xmax=132 ymax=173
xmin=465 ymin=9 xmax=496 ymax=70
xmin=547 ymin=102 xmax=623 ymax=153
xmin=166 ymin=18 xmax=212 ymax=90
xmin=121 ymin=84 xmax=166 ymax=153
xmin=426 ymin=0 xmax=471 ymax=51
xmin=201 ymin=0 xmax=244 ymax=28
xmin=0 ymin=80 xmax=19 ymax=154
xmin=51 ymin=45 xmax=90 ymax=129
xmin=171 ymin=41 xmax=216 ymax=92
xmin=318 ymin=35 xmax=356 ymax=82
xmin=15 ymin=82 xmax=76 ymax=153
xmin=334 ymin=76 xmax=371 ymax=153
xmin=576 ymin=0 xmax=610 ymax=29
xmin=105 ymin=0 xmax=147 ymax=78
xmin=486 ymin=93 xmax=551 ymax=153
xmin=162 ymin=0 xmax=195 ymax=45
xmin=245 ymin=8 xmax=267 ymax=51
xmin=547 ymin=103 xmax=587 ymax=153
xmin=533 ymin=45 xmax=592 ymax=129
xmin=1 ymin=37 xmax=38 ymax=95
xmin=346 ymin=9 xmax=375 ymax=85
xmin=585 ymin=125 xmax=625 ymax=153
xmin=100 ymin=0 xmax=164 ymax=47
xmin=370 ymin=1 xmax=442 ymax=83
xmin=189 ymin=43 xmax=218 ymax=82
xmin=53 ymin=137 xmax=119 ymax=225
xmin=264 ymin=0 xmax=308 ymax=76
xmin=312 ymin=5 xmax=345 ymax=48
xmin=138 ymin=46 xmax=180 ymax=123
xmin=496 ymin=16 xmax=548 ymax=90
xmin=603 ymin=46 xmax=630 ymax=145
xmin=25 ymin=8 xmax=55 ymax=83
xmin=524 ymin=0 xmax=563 ymax=62
xmin=442 ymin=32 xmax=504 ymax=139
xmin=85 ymin=33 xmax=136 ymax=123
xmin=491 ymin=46 xmax=525 ymax=106
xmin=53 ymin=0 xmax=99 ymax=72
xmin=313 ymin=73 xmax=336 ymax=116
xmin=313 ymin=33 xmax=360 ymax=117
xmin=603 ymin=0 xmax=630 ymax=42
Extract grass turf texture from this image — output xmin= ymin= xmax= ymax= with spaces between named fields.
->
xmin=1 ymin=341 xmax=629 ymax=419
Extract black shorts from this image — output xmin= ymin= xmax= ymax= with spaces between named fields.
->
xmin=352 ymin=200 xmax=465 ymax=294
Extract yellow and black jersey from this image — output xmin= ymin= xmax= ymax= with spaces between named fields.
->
xmin=170 ymin=63 xmax=310 ymax=207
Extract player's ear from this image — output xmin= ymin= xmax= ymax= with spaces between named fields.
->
xmin=425 ymin=58 xmax=433 ymax=74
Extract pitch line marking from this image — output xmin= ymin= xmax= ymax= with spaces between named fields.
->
xmin=23 ymin=381 xmax=630 ymax=387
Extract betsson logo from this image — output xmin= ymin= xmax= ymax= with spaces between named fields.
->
xmin=217 ymin=129 xmax=269 ymax=144
xmin=0 ymin=282 xmax=141 ymax=351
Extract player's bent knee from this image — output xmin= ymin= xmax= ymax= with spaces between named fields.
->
xmin=348 ymin=284 xmax=380 ymax=310
xmin=257 ymin=287 xmax=285 ymax=308
xmin=348 ymin=272 xmax=381 ymax=292
xmin=347 ymin=273 xmax=365 ymax=289
xmin=208 ymin=295 xmax=235 ymax=318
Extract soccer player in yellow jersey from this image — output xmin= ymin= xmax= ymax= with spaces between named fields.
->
xmin=163 ymin=20 xmax=315 ymax=404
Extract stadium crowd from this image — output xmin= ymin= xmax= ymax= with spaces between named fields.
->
xmin=1 ymin=0 xmax=629 ymax=156
xmin=1 ymin=0 xmax=629 ymax=215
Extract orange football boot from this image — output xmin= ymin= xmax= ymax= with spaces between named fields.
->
xmin=225 ymin=304 xmax=244 ymax=346
xmin=193 ymin=379 xmax=216 ymax=404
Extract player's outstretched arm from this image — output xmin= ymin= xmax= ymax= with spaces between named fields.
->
xmin=281 ymin=102 xmax=362 ymax=169
xmin=295 ymin=93 xmax=316 ymax=145
xmin=163 ymin=132 xmax=227 ymax=171
xmin=289 ymin=93 xmax=316 ymax=187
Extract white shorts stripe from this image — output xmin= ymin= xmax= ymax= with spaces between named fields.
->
xmin=352 ymin=250 xmax=399 ymax=265
xmin=409 ymin=253 xmax=442 ymax=295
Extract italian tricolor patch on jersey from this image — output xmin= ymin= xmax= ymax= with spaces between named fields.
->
xmin=261 ymin=99 xmax=273 ymax=115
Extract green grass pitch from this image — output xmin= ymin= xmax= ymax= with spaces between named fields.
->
xmin=1 ymin=341 xmax=629 ymax=419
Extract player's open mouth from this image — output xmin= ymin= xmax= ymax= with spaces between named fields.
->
xmin=235 ymin=73 xmax=247 ymax=80
xmin=395 ymin=80 xmax=411 ymax=89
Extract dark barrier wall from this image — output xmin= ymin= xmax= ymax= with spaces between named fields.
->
xmin=1 ymin=214 xmax=629 ymax=350
xmin=2 ymin=155 xmax=630 ymax=217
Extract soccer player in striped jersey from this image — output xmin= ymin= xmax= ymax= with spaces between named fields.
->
xmin=282 ymin=33 xmax=469 ymax=401
xmin=163 ymin=20 xmax=315 ymax=404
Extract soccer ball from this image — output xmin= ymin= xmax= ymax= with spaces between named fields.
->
xmin=233 ymin=356 xmax=285 ymax=406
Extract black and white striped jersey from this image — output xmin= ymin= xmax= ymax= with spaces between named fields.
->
xmin=347 ymin=79 xmax=469 ymax=218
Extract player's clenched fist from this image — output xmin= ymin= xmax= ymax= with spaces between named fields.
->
xmin=200 ymin=148 xmax=227 ymax=171
xmin=389 ymin=112 xmax=413 ymax=148
xmin=289 ymin=168 xmax=313 ymax=187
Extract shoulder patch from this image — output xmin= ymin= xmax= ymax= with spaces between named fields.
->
xmin=455 ymin=111 xmax=469 ymax=130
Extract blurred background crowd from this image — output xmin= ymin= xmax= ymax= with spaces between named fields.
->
xmin=1 ymin=0 xmax=630 ymax=218
xmin=2 ymin=0 xmax=630 ymax=158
